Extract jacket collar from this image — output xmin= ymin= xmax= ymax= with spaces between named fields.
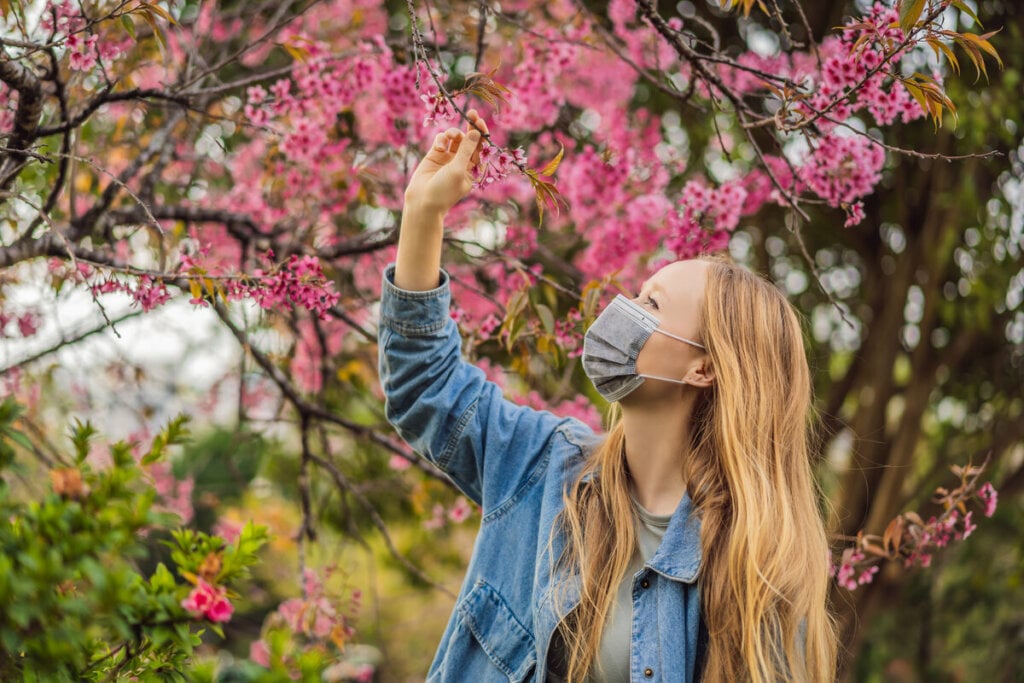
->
xmin=578 ymin=469 xmax=703 ymax=583
xmin=645 ymin=488 xmax=703 ymax=583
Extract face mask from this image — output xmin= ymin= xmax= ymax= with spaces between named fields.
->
xmin=582 ymin=294 xmax=706 ymax=403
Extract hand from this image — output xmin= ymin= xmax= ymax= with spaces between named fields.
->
xmin=404 ymin=108 xmax=490 ymax=216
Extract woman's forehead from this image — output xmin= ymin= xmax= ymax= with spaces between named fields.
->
xmin=648 ymin=259 xmax=709 ymax=294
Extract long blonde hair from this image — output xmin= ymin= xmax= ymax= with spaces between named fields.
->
xmin=553 ymin=252 xmax=839 ymax=682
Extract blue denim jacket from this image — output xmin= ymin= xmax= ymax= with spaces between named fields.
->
xmin=378 ymin=264 xmax=707 ymax=682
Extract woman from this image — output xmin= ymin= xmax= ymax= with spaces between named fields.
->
xmin=378 ymin=108 xmax=839 ymax=682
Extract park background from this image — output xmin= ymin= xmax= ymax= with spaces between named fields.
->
xmin=0 ymin=0 xmax=1021 ymax=680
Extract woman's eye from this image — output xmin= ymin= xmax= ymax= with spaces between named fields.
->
xmin=645 ymin=296 xmax=659 ymax=310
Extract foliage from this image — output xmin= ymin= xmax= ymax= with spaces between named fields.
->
xmin=0 ymin=397 xmax=267 ymax=681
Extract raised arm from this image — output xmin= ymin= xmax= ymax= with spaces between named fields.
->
xmin=379 ymin=110 xmax=594 ymax=510
xmin=394 ymin=110 xmax=487 ymax=290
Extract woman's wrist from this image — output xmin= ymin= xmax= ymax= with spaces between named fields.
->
xmin=395 ymin=196 xmax=446 ymax=291
xmin=403 ymin=191 xmax=448 ymax=219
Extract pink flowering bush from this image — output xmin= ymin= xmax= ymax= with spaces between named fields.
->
xmin=830 ymin=456 xmax=999 ymax=591
xmin=247 ymin=566 xmax=372 ymax=679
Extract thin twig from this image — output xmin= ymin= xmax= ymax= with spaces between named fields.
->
xmin=308 ymin=451 xmax=456 ymax=598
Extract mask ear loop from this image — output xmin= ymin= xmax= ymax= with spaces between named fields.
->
xmin=640 ymin=328 xmax=706 ymax=385
xmin=653 ymin=327 xmax=706 ymax=350
xmin=637 ymin=373 xmax=692 ymax=385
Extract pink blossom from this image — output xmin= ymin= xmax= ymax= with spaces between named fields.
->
xmin=182 ymin=581 xmax=215 ymax=614
xmin=281 ymin=117 xmax=326 ymax=162
xmin=213 ymin=517 xmax=244 ymax=544
xmin=89 ymin=276 xmax=173 ymax=312
xmin=472 ymin=144 xmax=528 ymax=188
xmin=447 ymin=497 xmax=473 ymax=524
xmin=250 ymin=638 xmax=271 ymax=667
xmin=302 ymin=567 xmax=322 ymax=597
xmin=421 ymin=87 xmax=454 ymax=127
xmin=833 ymin=548 xmax=881 ymax=591
xmin=312 ymin=608 xmax=334 ymax=637
xmin=242 ymin=254 xmax=340 ymax=320
xmin=146 ymin=461 xmax=195 ymax=524
xmin=182 ymin=578 xmax=233 ymax=623
xmin=857 ymin=564 xmax=879 ymax=585
xmin=247 ymin=85 xmax=268 ymax=104
xmin=277 ymin=598 xmax=305 ymax=632
xmin=207 ymin=596 xmax=235 ymax=623
xmin=664 ymin=180 xmax=745 ymax=260
xmin=16 ymin=313 xmax=39 ymax=337
xmin=956 ymin=510 xmax=977 ymax=540
xmin=388 ymin=454 xmax=413 ymax=471
xmin=844 ymin=201 xmax=866 ymax=228
xmin=423 ymin=503 xmax=446 ymax=530
xmin=976 ymin=482 xmax=998 ymax=518
xmin=66 ymin=33 xmax=98 ymax=71
xmin=269 ymin=567 xmax=356 ymax=642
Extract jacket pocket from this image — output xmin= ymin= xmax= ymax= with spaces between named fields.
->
xmin=456 ymin=579 xmax=537 ymax=682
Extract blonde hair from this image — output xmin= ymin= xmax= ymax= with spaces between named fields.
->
xmin=553 ymin=252 xmax=839 ymax=682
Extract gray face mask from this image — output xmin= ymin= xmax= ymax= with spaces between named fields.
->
xmin=582 ymin=294 xmax=706 ymax=403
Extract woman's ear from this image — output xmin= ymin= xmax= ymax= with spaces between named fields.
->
xmin=687 ymin=359 xmax=715 ymax=388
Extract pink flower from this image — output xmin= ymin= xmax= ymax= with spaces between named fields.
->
xmin=250 ymin=638 xmax=271 ymax=667
xmin=956 ymin=510 xmax=977 ymax=540
xmin=181 ymin=578 xmax=234 ymax=623
xmin=246 ymin=85 xmax=268 ymax=104
xmin=207 ymin=596 xmax=234 ymax=623
xmin=857 ymin=564 xmax=879 ymax=585
xmin=181 ymin=579 xmax=217 ymax=615
xmin=67 ymin=33 xmax=98 ymax=71
xmin=423 ymin=503 xmax=446 ymax=530
xmin=388 ymin=454 xmax=412 ymax=471
xmin=448 ymin=497 xmax=473 ymax=524
xmin=16 ymin=313 xmax=38 ymax=337
xmin=213 ymin=517 xmax=244 ymax=544
xmin=312 ymin=609 xmax=334 ymax=637
xmin=844 ymin=201 xmax=865 ymax=227
xmin=278 ymin=598 xmax=305 ymax=632
xmin=976 ymin=482 xmax=998 ymax=518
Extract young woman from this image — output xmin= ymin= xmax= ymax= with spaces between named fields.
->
xmin=378 ymin=109 xmax=839 ymax=682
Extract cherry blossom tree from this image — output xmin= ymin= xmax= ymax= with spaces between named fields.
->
xmin=2 ymin=0 xmax=1020 ymax=678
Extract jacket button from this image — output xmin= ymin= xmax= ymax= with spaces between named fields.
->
xmin=644 ymin=667 xmax=654 ymax=677
xmin=640 ymin=578 xmax=650 ymax=589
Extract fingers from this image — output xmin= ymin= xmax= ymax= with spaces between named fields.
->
xmin=432 ymin=127 xmax=463 ymax=154
xmin=466 ymin=109 xmax=489 ymax=137
xmin=463 ymin=111 xmax=488 ymax=166
xmin=429 ymin=111 xmax=489 ymax=164
xmin=455 ymin=123 xmax=481 ymax=167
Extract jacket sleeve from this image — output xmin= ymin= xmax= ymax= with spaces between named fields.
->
xmin=377 ymin=263 xmax=583 ymax=511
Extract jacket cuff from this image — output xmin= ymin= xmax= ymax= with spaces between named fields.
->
xmin=379 ymin=263 xmax=452 ymax=336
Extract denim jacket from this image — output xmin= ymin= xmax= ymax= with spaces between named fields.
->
xmin=378 ymin=264 xmax=707 ymax=682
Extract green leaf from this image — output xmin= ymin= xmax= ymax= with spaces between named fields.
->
xmin=149 ymin=562 xmax=177 ymax=592
xmin=6 ymin=428 xmax=33 ymax=453
xmin=70 ymin=419 xmax=98 ymax=463
xmin=138 ymin=1 xmax=178 ymax=25
xmin=535 ymin=304 xmax=555 ymax=336
xmin=899 ymin=0 xmax=926 ymax=34
xmin=121 ymin=14 xmax=137 ymax=40
xmin=950 ymin=0 xmax=982 ymax=28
